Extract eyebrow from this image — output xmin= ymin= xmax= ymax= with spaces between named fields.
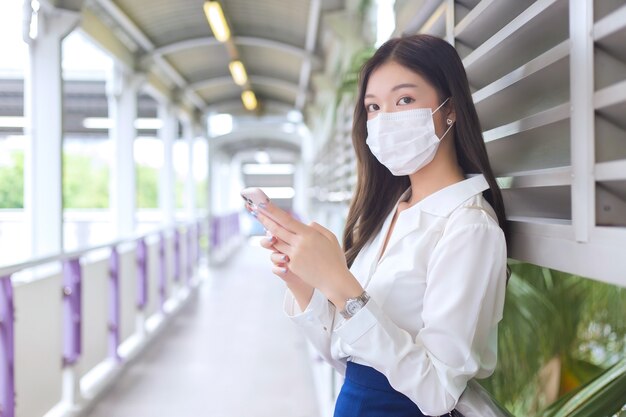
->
xmin=364 ymin=83 xmax=419 ymax=99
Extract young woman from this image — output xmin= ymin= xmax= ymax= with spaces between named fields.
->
xmin=249 ymin=34 xmax=508 ymax=417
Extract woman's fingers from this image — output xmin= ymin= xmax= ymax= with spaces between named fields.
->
xmin=309 ymin=222 xmax=337 ymax=243
xmin=270 ymin=252 xmax=289 ymax=265
xmin=271 ymin=265 xmax=289 ymax=276
xmin=257 ymin=201 xmax=307 ymax=235
xmin=259 ymin=233 xmax=277 ymax=250
xmin=256 ymin=211 xmax=296 ymax=248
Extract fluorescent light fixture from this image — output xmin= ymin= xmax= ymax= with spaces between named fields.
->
xmin=254 ymin=150 xmax=270 ymax=164
xmin=134 ymin=118 xmax=163 ymax=130
xmin=229 ymin=60 xmax=248 ymax=86
xmin=0 ymin=116 xmax=26 ymax=128
xmin=82 ymin=118 xmax=164 ymax=130
xmin=204 ymin=1 xmax=230 ymax=42
xmin=242 ymin=164 xmax=295 ymax=175
xmin=287 ymin=110 xmax=303 ymax=123
xmin=262 ymin=187 xmax=295 ymax=199
xmin=282 ymin=123 xmax=296 ymax=133
xmin=241 ymin=90 xmax=257 ymax=111
xmin=83 ymin=117 xmax=112 ymax=129
xmin=208 ymin=113 xmax=233 ymax=136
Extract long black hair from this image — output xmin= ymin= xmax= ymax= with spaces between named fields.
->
xmin=343 ymin=34 xmax=508 ymax=267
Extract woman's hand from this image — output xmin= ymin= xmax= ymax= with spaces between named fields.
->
xmin=258 ymin=232 xmax=315 ymax=310
xmin=253 ymin=202 xmax=364 ymax=309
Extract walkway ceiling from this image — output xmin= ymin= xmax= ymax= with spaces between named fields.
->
xmin=87 ymin=0 xmax=346 ymax=117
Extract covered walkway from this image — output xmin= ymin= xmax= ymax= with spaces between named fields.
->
xmin=85 ymin=242 xmax=319 ymax=417
xmin=0 ymin=1 xmax=625 ymax=417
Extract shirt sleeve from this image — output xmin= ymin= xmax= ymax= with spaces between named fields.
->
xmin=283 ymin=288 xmax=347 ymax=375
xmin=334 ymin=222 xmax=507 ymax=416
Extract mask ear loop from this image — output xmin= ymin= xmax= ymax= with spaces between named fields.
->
xmin=437 ymin=119 xmax=454 ymax=141
xmin=432 ymin=97 xmax=454 ymax=141
xmin=431 ymin=97 xmax=451 ymax=115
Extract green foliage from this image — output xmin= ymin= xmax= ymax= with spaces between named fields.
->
xmin=481 ymin=261 xmax=626 ymax=416
xmin=0 ymin=148 xmax=186 ymax=211
xmin=337 ymin=46 xmax=377 ymax=98
xmin=136 ymin=164 xmax=158 ymax=208
xmin=540 ymin=359 xmax=626 ymax=417
xmin=63 ymin=152 xmax=109 ymax=208
xmin=196 ymin=178 xmax=207 ymax=209
xmin=176 ymin=177 xmax=185 ymax=209
xmin=0 ymin=151 xmax=24 ymax=208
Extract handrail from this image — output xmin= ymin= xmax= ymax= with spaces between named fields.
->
xmin=0 ymin=214 xmax=215 ymax=417
xmin=0 ymin=217 xmax=208 ymax=278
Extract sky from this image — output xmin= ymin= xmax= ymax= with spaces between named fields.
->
xmin=0 ymin=1 xmax=113 ymax=75
xmin=0 ymin=2 xmax=208 ymax=181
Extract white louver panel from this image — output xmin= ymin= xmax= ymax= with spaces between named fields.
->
xmin=391 ymin=0 xmax=626 ymax=286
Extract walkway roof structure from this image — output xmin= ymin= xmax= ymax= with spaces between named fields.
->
xmin=82 ymin=0 xmax=346 ymax=117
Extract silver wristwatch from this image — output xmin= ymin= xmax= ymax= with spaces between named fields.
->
xmin=340 ymin=291 xmax=370 ymax=319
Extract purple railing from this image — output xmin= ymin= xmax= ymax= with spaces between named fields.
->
xmin=209 ymin=213 xmax=241 ymax=252
xmin=136 ymin=238 xmax=148 ymax=310
xmin=186 ymin=225 xmax=193 ymax=283
xmin=108 ymin=248 xmax=121 ymax=362
xmin=173 ymin=229 xmax=181 ymax=282
xmin=0 ymin=220 xmax=206 ymax=417
xmin=158 ymin=232 xmax=167 ymax=311
xmin=0 ymin=275 xmax=15 ymax=417
xmin=62 ymin=258 xmax=82 ymax=366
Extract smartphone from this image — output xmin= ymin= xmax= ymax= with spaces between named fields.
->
xmin=240 ymin=187 xmax=270 ymax=210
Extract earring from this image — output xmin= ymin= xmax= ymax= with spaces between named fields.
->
xmin=446 ymin=118 xmax=453 ymax=125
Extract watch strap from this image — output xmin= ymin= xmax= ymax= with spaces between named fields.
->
xmin=339 ymin=291 xmax=370 ymax=319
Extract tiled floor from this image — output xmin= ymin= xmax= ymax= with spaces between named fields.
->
xmin=86 ymin=240 xmax=320 ymax=417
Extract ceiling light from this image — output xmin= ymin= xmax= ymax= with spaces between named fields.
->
xmin=0 ymin=116 xmax=26 ymax=128
xmin=229 ymin=60 xmax=248 ymax=86
xmin=262 ymin=187 xmax=295 ymax=199
xmin=241 ymin=90 xmax=257 ymax=111
xmin=243 ymin=164 xmax=295 ymax=175
xmin=253 ymin=150 xmax=270 ymax=164
xmin=82 ymin=117 xmax=164 ymax=130
xmin=204 ymin=1 xmax=230 ymax=42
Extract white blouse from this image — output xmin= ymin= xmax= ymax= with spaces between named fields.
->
xmin=283 ymin=174 xmax=507 ymax=416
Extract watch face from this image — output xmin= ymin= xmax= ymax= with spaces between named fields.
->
xmin=346 ymin=301 xmax=360 ymax=315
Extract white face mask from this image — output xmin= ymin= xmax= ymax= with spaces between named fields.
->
xmin=366 ymin=97 xmax=454 ymax=176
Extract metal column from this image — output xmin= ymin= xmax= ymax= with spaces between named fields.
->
xmin=183 ymin=119 xmax=197 ymax=220
xmin=23 ymin=6 xmax=79 ymax=256
xmin=158 ymin=104 xmax=177 ymax=226
xmin=107 ymin=64 xmax=142 ymax=237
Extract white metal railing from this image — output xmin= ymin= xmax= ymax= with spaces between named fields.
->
xmin=0 ymin=217 xmax=211 ymax=417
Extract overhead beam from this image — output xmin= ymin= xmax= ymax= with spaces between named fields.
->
xmin=147 ymin=36 xmax=320 ymax=69
xmin=205 ymin=98 xmax=297 ymax=115
xmin=80 ymin=8 xmax=135 ymax=70
xmin=190 ymin=75 xmax=300 ymax=96
xmin=93 ymin=0 xmax=207 ymax=111
xmin=296 ymin=0 xmax=321 ymax=109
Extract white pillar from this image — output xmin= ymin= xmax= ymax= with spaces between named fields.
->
xmin=107 ymin=64 xmax=142 ymax=237
xmin=23 ymin=6 xmax=80 ymax=257
xmin=158 ymin=104 xmax=177 ymax=226
xmin=183 ymin=119 xmax=196 ymax=220
xmin=228 ymin=154 xmax=245 ymax=212
xmin=569 ymin=0 xmax=595 ymax=242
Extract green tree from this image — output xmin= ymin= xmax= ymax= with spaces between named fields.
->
xmin=63 ymin=153 xmax=109 ymax=208
xmin=481 ymin=262 xmax=626 ymax=416
xmin=196 ymin=178 xmax=207 ymax=209
xmin=0 ymin=151 xmax=24 ymax=208
xmin=136 ymin=163 xmax=158 ymax=208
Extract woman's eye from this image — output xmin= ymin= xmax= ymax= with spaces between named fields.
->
xmin=398 ymin=96 xmax=414 ymax=105
xmin=365 ymin=103 xmax=379 ymax=112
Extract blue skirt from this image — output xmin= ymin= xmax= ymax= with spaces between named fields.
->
xmin=333 ymin=361 xmax=428 ymax=417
